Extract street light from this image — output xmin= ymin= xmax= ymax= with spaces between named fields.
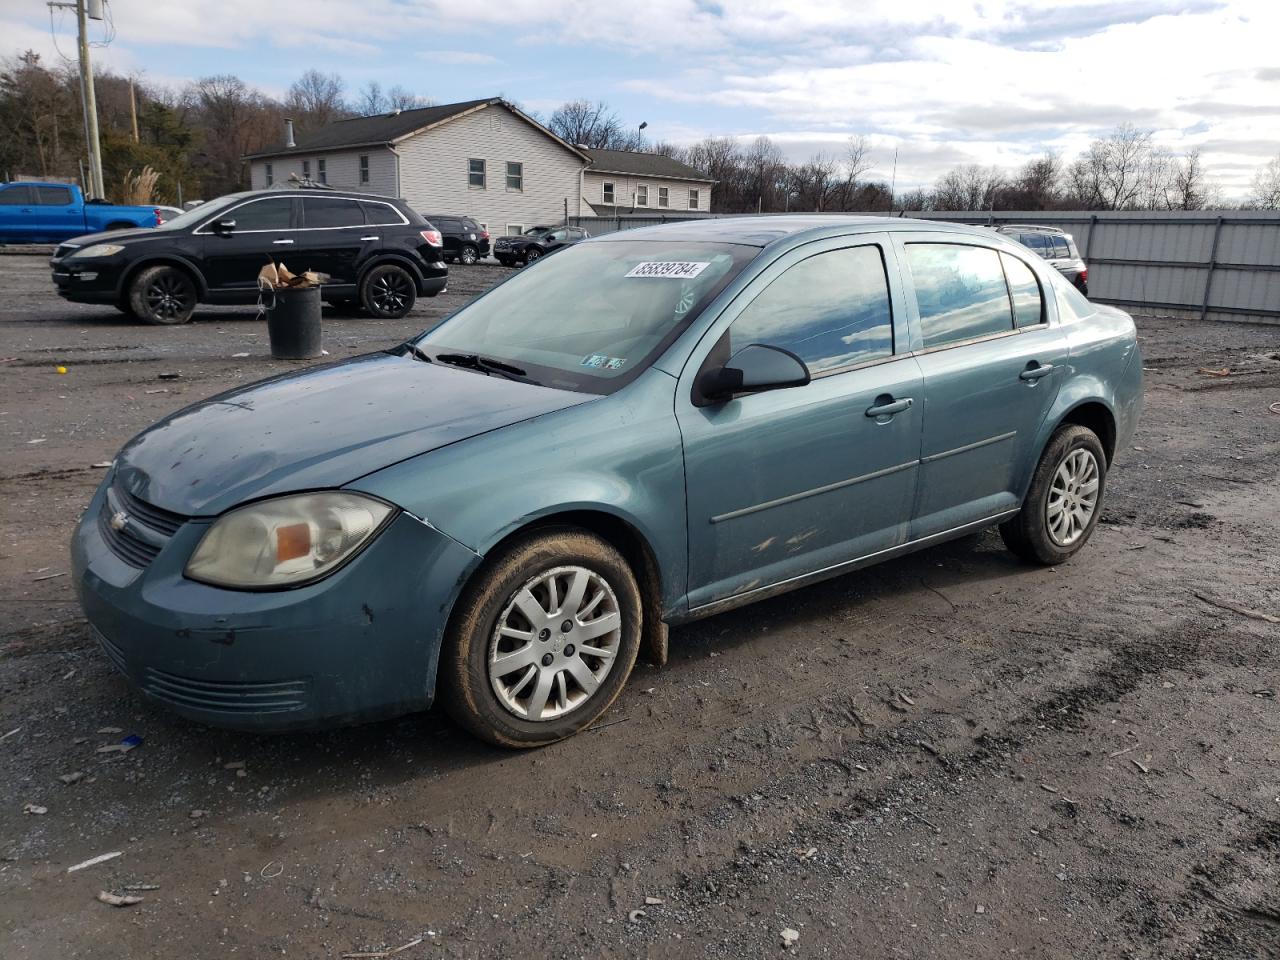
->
xmin=638 ymin=121 xmax=648 ymax=148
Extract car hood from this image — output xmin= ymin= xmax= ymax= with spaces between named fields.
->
xmin=60 ymin=227 xmax=156 ymax=249
xmin=114 ymin=352 xmax=595 ymax=516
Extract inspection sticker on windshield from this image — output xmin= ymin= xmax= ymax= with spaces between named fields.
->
xmin=582 ymin=354 xmax=627 ymax=370
xmin=624 ymin=261 xmax=711 ymax=279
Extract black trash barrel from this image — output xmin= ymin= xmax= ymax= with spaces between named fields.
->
xmin=265 ymin=286 xmax=322 ymax=359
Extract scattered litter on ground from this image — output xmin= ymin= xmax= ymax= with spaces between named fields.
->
xmin=96 ymin=727 xmax=122 ymax=734
xmin=189 ymin=809 xmax=209 ymax=819
xmin=1131 ymin=758 xmax=1151 ymax=775
xmin=260 ymin=860 xmax=284 ymax=878
xmin=898 ymin=691 xmax=915 ymax=706
xmin=222 ymin=760 xmax=245 ymax=770
xmin=144 ymin=388 xmax=169 ymax=394
xmin=97 ymin=734 xmax=142 ymax=754
xmin=67 ymin=851 xmax=122 ymax=873
xmin=645 ymin=895 xmax=665 ymax=905
xmin=59 ymin=771 xmax=84 ymax=785
xmin=781 ymin=927 xmax=800 ymax=946
xmin=1194 ymin=592 xmax=1280 ymax=624
xmin=975 ymin=905 xmax=987 ymax=915
xmin=27 ymin=438 xmax=46 ymax=444
xmin=157 ymin=372 xmax=180 ymax=380
xmin=91 ymin=461 xmax=112 ymax=468
xmin=123 ymin=883 xmax=160 ymax=891
xmin=231 ymin=352 xmax=249 ymax=358
xmin=0 ymin=727 xmax=20 ymax=743
xmin=1108 ymin=744 xmax=1139 ymax=759
xmin=96 ymin=890 xmax=143 ymax=907
xmin=340 ymin=937 xmax=423 ymax=959
xmin=23 ymin=803 xmax=48 ymax=815
xmin=32 ymin=571 xmax=66 ymax=582
xmin=1197 ymin=367 xmax=1231 ymax=377
xmin=628 ymin=909 xmax=647 ymax=922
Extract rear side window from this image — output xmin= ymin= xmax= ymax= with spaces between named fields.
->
xmin=35 ymin=186 xmax=72 ymax=204
xmin=730 ymin=245 xmax=894 ymax=375
xmin=227 ymin=197 xmax=294 ymax=231
xmin=1018 ymin=232 xmax=1049 ymax=253
xmin=1001 ymin=253 xmax=1044 ymax=327
xmin=360 ymin=201 xmax=406 ymax=226
xmin=303 ymin=197 xmax=364 ymax=228
xmin=906 ymin=243 xmax=1014 ymax=349
xmin=1050 ymin=236 xmax=1071 ymax=259
xmin=0 ymin=185 xmax=34 ymax=204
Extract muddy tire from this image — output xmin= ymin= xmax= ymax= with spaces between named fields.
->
xmin=1001 ymin=424 xmax=1107 ymax=565
xmin=128 ymin=265 xmax=197 ymax=325
xmin=441 ymin=528 xmax=642 ymax=748
xmin=360 ymin=263 xmax=417 ymax=319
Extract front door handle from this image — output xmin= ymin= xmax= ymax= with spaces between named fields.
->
xmin=272 ymin=238 xmax=294 ymax=245
xmin=1019 ymin=363 xmax=1055 ymax=381
xmin=865 ymin=396 xmax=913 ymax=418
xmin=360 ymin=235 xmax=379 ymax=241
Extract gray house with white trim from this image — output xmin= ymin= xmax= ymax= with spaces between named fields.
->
xmin=245 ymin=98 xmax=591 ymax=238
xmin=580 ymin=148 xmax=715 ymax=215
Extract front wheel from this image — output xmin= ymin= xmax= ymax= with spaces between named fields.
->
xmin=129 ymin=265 xmax=197 ymax=325
xmin=1000 ymin=425 xmax=1107 ymax=565
xmin=441 ymin=529 xmax=642 ymax=748
xmin=360 ymin=263 xmax=417 ymax=319
xmin=523 ymin=247 xmax=541 ymax=265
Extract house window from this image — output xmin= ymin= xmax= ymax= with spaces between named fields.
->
xmin=265 ymin=163 xmax=273 ymax=187
xmin=316 ymin=158 xmax=327 ymax=184
xmin=302 ymin=160 xmax=310 ymax=179
xmin=506 ymin=162 xmax=523 ymax=191
xmin=689 ymin=189 xmax=700 ymax=210
xmin=507 ymin=224 xmax=524 ymax=236
xmin=468 ymin=158 xmax=486 ymax=188
xmin=603 ymin=182 xmax=615 ymax=204
xmin=359 ymin=155 xmax=369 ymax=184
xmin=657 ymin=186 xmax=668 ymax=207
xmin=636 ymin=184 xmax=648 ymax=206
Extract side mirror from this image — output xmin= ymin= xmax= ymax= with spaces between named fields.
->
xmin=697 ymin=343 xmax=811 ymax=405
xmin=212 ymin=219 xmax=236 ymax=236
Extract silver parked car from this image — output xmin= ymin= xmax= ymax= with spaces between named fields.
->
xmin=996 ymin=225 xmax=1088 ymax=296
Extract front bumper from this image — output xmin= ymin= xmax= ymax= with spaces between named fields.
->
xmin=71 ymin=477 xmax=480 ymax=731
xmin=50 ymin=257 xmax=126 ymax=304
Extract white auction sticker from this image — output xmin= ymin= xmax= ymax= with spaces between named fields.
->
xmin=624 ymin=261 xmax=711 ymax=279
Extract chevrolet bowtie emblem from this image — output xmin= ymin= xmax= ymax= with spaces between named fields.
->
xmin=109 ymin=511 xmax=129 ymax=532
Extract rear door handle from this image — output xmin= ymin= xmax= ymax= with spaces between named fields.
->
xmin=866 ymin=397 xmax=913 ymax=418
xmin=272 ymin=239 xmax=294 ymax=245
xmin=360 ymin=235 xmax=379 ymax=241
xmin=1019 ymin=363 xmax=1055 ymax=381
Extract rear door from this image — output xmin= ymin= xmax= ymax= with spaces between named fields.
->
xmin=199 ymin=195 xmax=299 ymax=294
xmin=0 ymin=184 xmax=36 ymax=240
xmin=432 ymin=218 xmax=460 ymax=259
xmin=295 ymin=196 xmax=378 ymax=287
xmin=897 ymin=235 xmax=1067 ymax=539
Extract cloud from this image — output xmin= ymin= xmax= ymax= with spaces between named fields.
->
xmin=417 ymin=50 xmax=500 ymax=65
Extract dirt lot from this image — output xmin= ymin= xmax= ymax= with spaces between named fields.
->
xmin=1 ymin=250 xmax=1278 ymax=960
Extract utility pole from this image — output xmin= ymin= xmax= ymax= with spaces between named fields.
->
xmin=51 ymin=0 xmax=105 ymax=196
xmin=129 ymin=78 xmax=139 ymax=143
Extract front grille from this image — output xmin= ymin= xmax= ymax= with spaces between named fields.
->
xmin=94 ymin=626 xmax=128 ymax=675
xmin=98 ymin=481 xmax=189 ymax=568
xmin=143 ymin=668 xmax=310 ymax=715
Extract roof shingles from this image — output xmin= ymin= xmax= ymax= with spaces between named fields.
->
xmin=582 ymin=148 xmax=714 ymax=182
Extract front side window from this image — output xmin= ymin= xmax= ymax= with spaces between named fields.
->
xmin=729 ymin=245 xmax=894 ymax=375
xmin=359 ymin=155 xmax=369 ymax=184
xmin=265 ymin=162 xmax=274 ymax=187
xmin=1001 ymin=253 xmax=1044 ymax=328
xmin=506 ymin=162 xmax=523 ymax=191
xmin=906 ymin=243 xmax=1014 ymax=349
xmin=468 ymin=158 xmax=485 ymax=188
xmin=226 ymin=197 xmax=294 ymax=231
xmin=417 ymin=240 xmax=756 ymax=394
xmin=316 ymin=158 xmax=327 ymax=184
xmin=603 ymin=182 xmax=615 ymax=203
xmin=302 ymin=160 xmax=310 ymax=179
xmin=689 ymin=189 xmax=699 ymax=209
xmin=35 ymin=186 xmax=72 ymax=205
xmin=1017 ymin=232 xmax=1049 ymax=254
xmin=658 ymin=186 xmax=669 ymax=207
xmin=303 ymin=197 xmax=363 ymax=228
xmin=636 ymin=185 xmax=648 ymax=206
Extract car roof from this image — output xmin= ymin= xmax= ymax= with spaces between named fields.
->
xmin=594 ymin=215 xmax=1002 ymax=249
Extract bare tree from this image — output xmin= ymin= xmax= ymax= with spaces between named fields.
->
xmin=788 ymin=152 xmax=839 ymax=211
xmin=1066 ymin=124 xmax=1162 ymax=209
xmin=548 ymin=100 xmax=629 ymax=149
xmin=741 ymin=136 xmax=787 ymax=213
xmin=931 ymin=164 xmax=1006 ymax=210
xmin=1001 ymin=153 xmax=1062 ymax=209
xmin=1164 ymin=149 xmax=1217 ymax=209
xmin=831 ymin=134 xmax=872 ymax=210
xmin=356 ymin=81 xmax=387 ymax=115
xmin=286 ymin=70 xmax=348 ymax=131
xmin=1248 ymin=153 xmax=1280 ymax=209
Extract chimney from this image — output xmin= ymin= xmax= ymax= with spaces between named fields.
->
xmin=284 ymin=118 xmax=296 ymax=149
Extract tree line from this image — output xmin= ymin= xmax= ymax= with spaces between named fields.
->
xmin=3 ymin=56 xmax=1278 ymax=213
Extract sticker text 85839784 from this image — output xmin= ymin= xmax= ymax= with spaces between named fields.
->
xmin=624 ymin=261 xmax=710 ymax=279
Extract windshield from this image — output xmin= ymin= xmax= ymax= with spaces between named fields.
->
xmin=155 ymin=197 xmax=232 ymax=231
xmin=415 ymin=239 xmax=758 ymax=394
xmin=523 ymin=226 xmax=551 ymax=237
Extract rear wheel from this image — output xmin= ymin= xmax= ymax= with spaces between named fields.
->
xmin=1000 ymin=425 xmax=1106 ymax=565
xmin=360 ymin=263 xmax=417 ymax=319
xmin=441 ymin=528 xmax=642 ymax=748
xmin=459 ymin=244 xmax=479 ymax=265
xmin=523 ymin=247 xmax=541 ymax=265
xmin=128 ymin=265 xmax=197 ymax=325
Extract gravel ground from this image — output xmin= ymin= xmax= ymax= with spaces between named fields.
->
xmin=1 ymin=252 xmax=1278 ymax=959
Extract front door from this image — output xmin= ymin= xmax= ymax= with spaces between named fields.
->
xmin=200 ymin=195 xmax=299 ymax=294
xmin=677 ymin=237 xmax=923 ymax=612
xmin=295 ymin=196 xmax=380 ymax=287
xmin=32 ymin=185 xmax=80 ymax=241
xmin=895 ymin=237 xmax=1067 ymax=539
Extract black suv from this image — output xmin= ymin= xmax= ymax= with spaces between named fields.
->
xmin=994 ymin=225 xmax=1089 ymax=296
xmin=493 ymin=225 xmax=590 ymax=267
xmin=421 ymin=214 xmax=490 ymax=264
xmin=50 ymin=189 xmax=448 ymax=324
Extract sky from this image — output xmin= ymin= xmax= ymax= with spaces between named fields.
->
xmin=3 ymin=0 xmax=1278 ymax=198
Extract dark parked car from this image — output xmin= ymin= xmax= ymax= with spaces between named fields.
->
xmin=73 ymin=216 xmax=1141 ymax=745
xmin=50 ymin=189 xmax=447 ymax=324
xmin=995 ymin=225 xmax=1088 ymax=296
xmin=421 ymin=214 xmax=490 ymax=264
xmin=493 ymin=225 xmax=589 ymax=266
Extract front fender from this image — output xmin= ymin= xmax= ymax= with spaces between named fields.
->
xmin=116 ymin=254 xmax=210 ymax=299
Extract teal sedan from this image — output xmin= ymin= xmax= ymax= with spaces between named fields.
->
xmin=72 ymin=217 xmax=1142 ymax=746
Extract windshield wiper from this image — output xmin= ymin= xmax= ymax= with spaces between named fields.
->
xmin=435 ymin=352 xmax=528 ymax=380
xmin=401 ymin=341 xmax=433 ymax=363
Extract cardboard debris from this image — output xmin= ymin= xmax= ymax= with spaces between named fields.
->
xmin=258 ymin=261 xmax=328 ymax=290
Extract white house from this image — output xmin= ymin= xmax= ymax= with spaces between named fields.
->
xmin=580 ymin=148 xmax=715 ymax=215
xmin=244 ymin=98 xmax=590 ymax=238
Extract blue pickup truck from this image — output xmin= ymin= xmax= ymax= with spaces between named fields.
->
xmin=0 ymin=181 xmax=158 ymax=244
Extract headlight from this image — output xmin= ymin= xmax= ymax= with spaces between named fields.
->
xmin=185 ymin=492 xmax=394 ymax=589
xmin=71 ymin=244 xmax=125 ymax=258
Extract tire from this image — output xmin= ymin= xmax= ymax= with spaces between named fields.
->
xmin=128 ymin=265 xmax=197 ymax=325
xmin=360 ymin=263 xmax=417 ymax=319
xmin=523 ymin=247 xmax=541 ymax=265
xmin=459 ymin=244 xmax=479 ymax=265
xmin=1000 ymin=424 xmax=1107 ymax=565
xmin=441 ymin=528 xmax=643 ymax=748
